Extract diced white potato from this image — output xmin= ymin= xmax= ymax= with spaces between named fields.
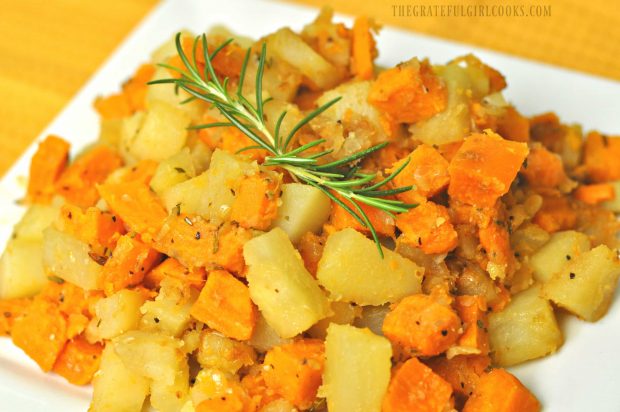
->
xmin=98 ymin=118 xmax=123 ymax=147
xmin=249 ymin=313 xmax=292 ymax=352
xmin=266 ymin=28 xmax=343 ymax=90
xmin=323 ymin=324 xmax=392 ymax=412
xmin=488 ymin=285 xmax=563 ymax=367
xmin=42 ymin=227 xmax=103 ymax=290
xmin=262 ymin=99 xmax=304 ymax=142
xmin=317 ymin=80 xmax=386 ymax=138
xmin=146 ymin=66 xmax=205 ymax=120
xmin=150 ymin=148 xmax=196 ymax=196
xmin=530 ymin=230 xmax=591 ymax=283
xmin=140 ymin=277 xmax=198 ymax=337
xmin=207 ymin=25 xmax=254 ymax=49
xmin=119 ymin=112 xmax=146 ymax=164
xmin=122 ymin=100 xmax=190 ymax=162
xmin=244 ymin=228 xmax=331 ymax=338
xmin=409 ymin=64 xmax=471 ymax=145
xmin=13 ymin=204 xmax=60 ymax=242
xmin=543 ymin=245 xmax=620 ymax=321
xmin=308 ymin=301 xmax=362 ymax=339
xmin=150 ymin=368 xmax=190 ymax=412
xmin=90 ymin=345 xmax=150 ymax=412
xmin=245 ymin=53 xmax=303 ymax=102
xmin=317 ymin=228 xmax=423 ymax=305
xmin=86 ymin=290 xmax=147 ymax=342
xmin=197 ymin=330 xmax=256 ymax=374
xmin=190 ymin=141 xmax=212 ymax=175
xmin=113 ymin=331 xmax=189 ymax=411
xmin=602 ymin=180 xmax=620 ymax=212
xmin=190 ymin=368 xmax=241 ymax=407
xmin=353 ymin=305 xmax=391 ymax=336
xmin=0 ymin=239 xmax=46 ymax=299
xmin=272 ymin=183 xmax=331 ymax=244
xmin=162 ymin=149 xmax=257 ymax=223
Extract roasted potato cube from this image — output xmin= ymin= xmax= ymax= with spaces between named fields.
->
xmin=530 ymin=230 xmax=590 ymax=283
xmin=543 ymin=244 xmax=620 ymax=321
xmin=488 ymin=285 xmax=563 ymax=366
xmin=317 ymin=228 xmax=423 ymax=305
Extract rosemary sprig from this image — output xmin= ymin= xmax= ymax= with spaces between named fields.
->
xmin=148 ymin=33 xmax=416 ymax=256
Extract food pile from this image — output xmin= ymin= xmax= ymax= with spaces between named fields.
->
xmin=1 ymin=8 xmax=619 ymax=412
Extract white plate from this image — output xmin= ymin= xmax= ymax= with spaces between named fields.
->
xmin=1 ymin=0 xmax=619 ymax=410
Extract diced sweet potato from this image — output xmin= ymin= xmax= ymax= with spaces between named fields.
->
xmin=155 ymin=215 xmax=251 ymax=274
xmin=383 ymin=292 xmax=461 ymax=357
xmin=0 ymin=298 xmax=31 ymax=336
xmin=12 ymin=298 xmax=68 ymax=371
xmin=53 ymin=335 xmax=103 ymax=385
xmin=328 ymin=196 xmax=395 ymax=237
xmin=122 ymin=63 xmax=156 ymax=112
xmin=583 ymin=131 xmax=620 ymax=183
xmin=144 ymin=258 xmax=206 ymax=289
xmin=454 ymin=296 xmax=489 ymax=355
xmin=98 ymin=180 xmax=168 ymax=241
xmin=448 ymin=132 xmax=529 ymax=208
xmin=574 ymin=183 xmax=615 ymax=205
xmin=463 ymin=368 xmax=540 ymax=412
xmin=230 ymin=173 xmax=281 ymax=230
xmin=390 ymin=144 xmax=450 ymax=204
xmin=351 ymin=16 xmax=376 ymax=80
xmin=220 ymin=125 xmax=268 ymax=162
xmin=58 ymin=205 xmax=126 ymax=256
xmin=27 ymin=135 xmax=70 ymax=203
xmin=520 ymin=146 xmax=567 ymax=189
xmin=101 ymin=235 xmax=162 ymax=295
xmin=426 ymin=355 xmax=490 ymax=406
xmin=191 ymin=270 xmax=257 ymax=340
xmin=263 ymin=339 xmax=324 ymax=409
xmin=396 ymin=201 xmax=458 ymax=255
xmin=532 ymin=195 xmax=577 ymax=233
xmin=478 ymin=220 xmax=515 ymax=280
xmin=382 ymin=357 xmax=454 ymax=412
xmin=94 ymin=93 xmax=132 ymax=120
xmin=497 ymin=106 xmax=530 ymax=143
xmin=56 ymin=145 xmax=123 ymax=208
xmin=369 ymin=59 xmax=447 ymax=124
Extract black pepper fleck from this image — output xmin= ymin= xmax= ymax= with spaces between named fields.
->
xmin=569 ymin=272 xmax=576 ymax=279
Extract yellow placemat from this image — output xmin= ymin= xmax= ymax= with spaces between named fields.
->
xmin=0 ymin=0 xmax=618 ymax=176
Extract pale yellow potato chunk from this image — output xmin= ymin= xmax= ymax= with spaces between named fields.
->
xmin=243 ymin=228 xmax=331 ymax=338
xmin=13 ymin=204 xmax=60 ymax=242
xmin=122 ymin=100 xmax=189 ymax=162
xmin=249 ymin=313 xmax=292 ymax=353
xmin=488 ymin=284 xmax=563 ymax=366
xmin=323 ymin=324 xmax=392 ymax=412
xmin=86 ymin=289 xmax=147 ymax=342
xmin=150 ymin=148 xmax=196 ymax=196
xmin=530 ymin=230 xmax=591 ymax=283
xmin=543 ymin=244 xmax=620 ymax=321
xmin=266 ymin=28 xmax=342 ymax=90
xmin=42 ymin=227 xmax=103 ymax=290
xmin=90 ymin=345 xmax=150 ymax=412
xmin=272 ymin=183 xmax=331 ymax=244
xmin=317 ymin=228 xmax=423 ymax=305
xmin=162 ymin=149 xmax=257 ymax=223
xmin=0 ymin=239 xmax=46 ymax=299
xmin=113 ymin=330 xmax=189 ymax=412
